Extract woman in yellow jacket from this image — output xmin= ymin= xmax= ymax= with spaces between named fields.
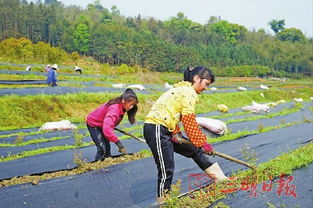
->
xmin=143 ymin=66 xmax=227 ymax=204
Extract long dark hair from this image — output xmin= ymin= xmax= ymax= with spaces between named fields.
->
xmin=106 ymin=88 xmax=138 ymax=124
xmin=183 ymin=66 xmax=215 ymax=84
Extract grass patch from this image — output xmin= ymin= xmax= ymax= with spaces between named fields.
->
xmin=163 ymin=142 xmax=313 ymax=208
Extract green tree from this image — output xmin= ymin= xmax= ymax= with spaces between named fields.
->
xmin=94 ymin=0 xmax=104 ymax=11
xmin=269 ymin=19 xmax=285 ymax=34
xmin=87 ymin=4 xmax=95 ymax=11
xmin=73 ymin=23 xmax=90 ymax=54
xmin=33 ymin=41 xmax=50 ymax=62
xmin=277 ymin=28 xmax=306 ymax=42
xmin=163 ymin=12 xmax=203 ymax=45
xmin=210 ymin=20 xmax=247 ymax=44
xmin=101 ymin=8 xmax=113 ymax=24
xmin=111 ymin=5 xmax=120 ymax=16
xmin=207 ymin=16 xmax=220 ymax=25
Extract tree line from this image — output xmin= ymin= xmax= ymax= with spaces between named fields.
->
xmin=0 ymin=0 xmax=312 ymax=77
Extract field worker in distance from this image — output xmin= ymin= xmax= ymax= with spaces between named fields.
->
xmin=74 ymin=66 xmax=82 ymax=75
xmin=46 ymin=64 xmax=58 ymax=87
xmin=144 ymin=66 xmax=228 ymax=204
xmin=25 ymin=65 xmax=31 ymax=71
xmin=86 ymin=88 xmax=138 ymax=161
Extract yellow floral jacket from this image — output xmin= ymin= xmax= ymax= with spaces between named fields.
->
xmin=145 ymin=81 xmax=207 ymax=147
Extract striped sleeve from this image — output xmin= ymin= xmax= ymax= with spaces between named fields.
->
xmin=181 ymin=113 xmax=207 ymax=147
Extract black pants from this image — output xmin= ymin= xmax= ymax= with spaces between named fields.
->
xmin=143 ymin=123 xmax=213 ymax=197
xmin=87 ymin=124 xmax=111 ymax=161
xmin=75 ymin=69 xmax=82 ymax=75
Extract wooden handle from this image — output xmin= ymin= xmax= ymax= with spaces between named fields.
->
xmin=213 ymin=151 xmax=256 ymax=171
xmin=180 ymin=138 xmax=256 ymax=171
xmin=114 ymin=127 xmax=256 ymax=171
xmin=114 ymin=127 xmax=146 ymax=143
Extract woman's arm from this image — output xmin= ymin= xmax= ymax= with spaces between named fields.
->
xmin=102 ymin=111 xmax=120 ymax=143
xmin=181 ymin=113 xmax=207 ymax=147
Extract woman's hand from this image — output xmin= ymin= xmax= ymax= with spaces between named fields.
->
xmin=202 ymin=142 xmax=214 ymax=155
xmin=115 ymin=140 xmax=127 ymax=154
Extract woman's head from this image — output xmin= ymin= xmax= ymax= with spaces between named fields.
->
xmin=183 ymin=66 xmax=215 ymax=94
xmin=121 ymin=88 xmax=138 ymax=111
xmin=107 ymin=88 xmax=138 ymax=124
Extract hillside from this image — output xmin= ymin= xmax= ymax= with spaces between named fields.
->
xmin=0 ymin=0 xmax=312 ymax=77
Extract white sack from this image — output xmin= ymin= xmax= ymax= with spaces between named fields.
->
xmin=294 ymin=98 xmax=303 ymax=102
xmin=241 ymin=101 xmax=269 ymax=113
xmin=238 ymin=86 xmax=247 ymax=91
xmin=39 ymin=120 xmax=77 ymax=131
xmin=196 ymin=117 xmax=227 ymax=135
xmin=260 ymin=84 xmax=269 ymax=90
xmin=164 ymin=82 xmax=173 ymax=89
xmin=112 ymin=84 xmax=126 ymax=88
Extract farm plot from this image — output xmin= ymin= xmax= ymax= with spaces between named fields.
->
xmin=0 ymin=86 xmax=144 ymax=96
xmin=0 ymin=102 xmax=311 ymax=180
xmin=0 ymin=122 xmax=312 ymax=208
xmin=0 ymin=69 xmax=265 ymax=95
xmin=0 ymin=82 xmax=257 ymax=96
xmin=0 ymin=72 xmax=312 ymax=207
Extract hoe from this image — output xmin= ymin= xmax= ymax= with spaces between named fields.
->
xmin=115 ymin=127 xmax=257 ymax=171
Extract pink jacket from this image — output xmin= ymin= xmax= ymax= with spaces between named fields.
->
xmin=86 ymin=103 xmax=125 ymax=143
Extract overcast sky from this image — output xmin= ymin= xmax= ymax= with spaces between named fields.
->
xmin=58 ymin=0 xmax=313 ymax=37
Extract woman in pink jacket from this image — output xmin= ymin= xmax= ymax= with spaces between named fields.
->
xmin=86 ymin=89 xmax=138 ymax=161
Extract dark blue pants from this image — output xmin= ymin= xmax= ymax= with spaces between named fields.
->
xmin=47 ymin=82 xmax=57 ymax=87
xmin=143 ymin=123 xmax=213 ymax=197
xmin=87 ymin=124 xmax=111 ymax=161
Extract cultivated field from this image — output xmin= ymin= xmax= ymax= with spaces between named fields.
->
xmin=0 ymin=63 xmax=312 ymax=208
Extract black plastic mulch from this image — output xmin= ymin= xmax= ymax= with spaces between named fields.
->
xmin=0 ymin=137 xmax=148 ymax=181
xmin=0 ymin=86 xmax=153 ymax=96
xmin=0 ymin=129 xmax=87 ymax=144
xmin=0 ymin=84 xmax=260 ymax=96
xmin=0 ymin=128 xmax=142 ymax=157
xmin=0 ymin=69 xmax=110 ymax=79
xmin=0 ymin=127 xmax=35 ymax=136
xmin=0 ymin=123 xmax=312 ymax=208
xmin=0 ymin=80 xmax=47 ymax=85
xmin=0 ymin=136 xmax=89 ymax=157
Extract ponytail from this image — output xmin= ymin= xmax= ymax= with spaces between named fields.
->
xmin=183 ymin=66 xmax=215 ymax=84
